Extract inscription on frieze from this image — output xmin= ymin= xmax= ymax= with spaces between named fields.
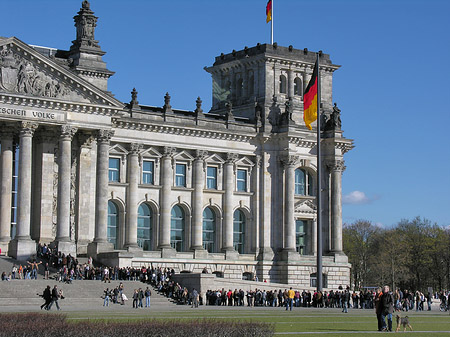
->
xmin=0 ymin=106 xmax=64 ymax=122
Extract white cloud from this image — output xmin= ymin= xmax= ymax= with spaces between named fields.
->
xmin=343 ymin=190 xmax=371 ymax=205
xmin=374 ymin=222 xmax=384 ymax=228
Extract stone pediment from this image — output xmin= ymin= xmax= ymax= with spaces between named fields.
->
xmin=294 ymin=199 xmax=317 ymax=215
xmin=236 ymin=156 xmax=254 ymax=167
xmin=205 ymin=153 xmax=225 ymax=164
xmin=140 ymin=147 xmax=162 ymax=158
xmin=0 ymin=37 xmax=123 ymax=109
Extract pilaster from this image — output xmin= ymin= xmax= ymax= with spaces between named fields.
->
xmin=222 ymin=152 xmax=238 ymax=254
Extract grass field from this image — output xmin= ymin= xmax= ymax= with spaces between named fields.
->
xmin=65 ymin=306 xmax=450 ymax=336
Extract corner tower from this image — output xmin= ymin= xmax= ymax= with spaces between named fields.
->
xmin=205 ymin=43 xmax=339 ymax=131
xmin=68 ymin=0 xmax=114 ymax=91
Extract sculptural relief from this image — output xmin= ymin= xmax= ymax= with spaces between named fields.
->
xmin=0 ymin=45 xmax=82 ymax=100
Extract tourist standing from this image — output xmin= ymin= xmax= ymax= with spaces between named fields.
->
xmin=145 ymin=287 xmax=152 ymax=307
xmin=380 ymin=285 xmax=394 ymax=332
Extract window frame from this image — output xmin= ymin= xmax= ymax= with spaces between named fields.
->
xmin=206 ymin=166 xmax=218 ymax=190
xmin=108 ymin=157 xmax=121 ymax=182
xmin=295 ymin=219 xmax=307 ymax=255
xmin=142 ymin=160 xmax=154 ymax=185
xmin=175 ymin=163 xmax=187 ymax=187
xmin=236 ymin=168 xmax=248 ymax=192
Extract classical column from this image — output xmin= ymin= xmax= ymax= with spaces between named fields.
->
xmin=191 ymin=150 xmax=207 ymax=253
xmin=328 ymin=160 xmax=345 ymax=253
xmin=10 ymin=122 xmax=38 ymax=260
xmin=55 ymin=125 xmax=77 ymax=254
xmin=88 ymin=129 xmax=114 ymax=257
xmin=287 ymin=69 xmax=294 ymax=98
xmin=158 ymin=146 xmax=175 ymax=251
xmin=0 ymin=127 xmax=15 ymax=252
xmin=222 ymin=153 xmax=238 ymax=252
xmin=124 ymin=143 xmax=142 ymax=250
xmin=281 ymin=155 xmax=299 ymax=252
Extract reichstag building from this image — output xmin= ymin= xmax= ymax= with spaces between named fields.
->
xmin=0 ymin=1 xmax=353 ymax=289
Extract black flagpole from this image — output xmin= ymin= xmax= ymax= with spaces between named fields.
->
xmin=316 ymin=51 xmax=323 ymax=293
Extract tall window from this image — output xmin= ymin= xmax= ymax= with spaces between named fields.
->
xmin=137 ymin=203 xmax=152 ymax=251
xmin=236 ymin=78 xmax=244 ymax=98
xmin=294 ymin=77 xmax=302 ymax=96
xmin=279 ymin=74 xmax=287 ymax=94
xmin=171 ymin=205 xmax=185 ymax=251
xmin=107 ymin=201 xmax=119 ymax=249
xmin=296 ymin=220 xmax=307 ymax=254
xmin=142 ymin=160 xmax=154 ymax=184
xmin=233 ymin=209 xmax=245 ymax=253
xmin=295 ymin=168 xmax=313 ymax=196
xmin=202 ymin=207 xmax=216 ymax=252
xmin=236 ymin=169 xmax=247 ymax=192
xmin=108 ymin=158 xmax=120 ymax=182
xmin=206 ymin=166 xmax=217 ymax=189
xmin=175 ymin=163 xmax=186 ymax=187
xmin=248 ymin=73 xmax=254 ymax=96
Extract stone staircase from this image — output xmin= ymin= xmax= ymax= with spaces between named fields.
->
xmin=0 ymin=256 xmax=172 ymax=308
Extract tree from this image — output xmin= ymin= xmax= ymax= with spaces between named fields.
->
xmin=343 ymin=220 xmax=379 ymax=290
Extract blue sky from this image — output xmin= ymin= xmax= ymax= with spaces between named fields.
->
xmin=3 ymin=0 xmax=450 ymax=228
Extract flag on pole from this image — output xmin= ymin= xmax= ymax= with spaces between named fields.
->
xmin=266 ymin=0 xmax=272 ymax=23
xmin=303 ymin=60 xmax=318 ymax=130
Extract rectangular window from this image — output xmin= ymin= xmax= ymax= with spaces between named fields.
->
xmin=206 ymin=166 xmax=217 ymax=189
xmin=108 ymin=158 xmax=120 ymax=182
xmin=296 ymin=220 xmax=307 ymax=255
xmin=236 ymin=169 xmax=247 ymax=192
xmin=175 ymin=163 xmax=186 ymax=187
xmin=142 ymin=160 xmax=154 ymax=184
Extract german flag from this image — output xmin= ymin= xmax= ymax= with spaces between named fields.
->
xmin=303 ymin=60 xmax=318 ymax=130
xmin=266 ymin=0 xmax=272 ymax=23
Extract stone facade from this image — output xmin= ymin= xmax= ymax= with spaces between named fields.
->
xmin=0 ymin=1 xmax=353 ymax=290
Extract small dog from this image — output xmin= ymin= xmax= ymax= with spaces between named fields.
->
xmin=395 ymin=314 xmax=413 ymax=332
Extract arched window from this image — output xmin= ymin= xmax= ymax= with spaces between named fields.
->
xmin=295 ymin=168 xmax=313 ymax=196
xmin=107 ymin=201 xmax=119 ymax=249
xmin=233 ymin=209 xmax=245 ymax=254
xmin=171 ymin=205 xmax=185 ymax=251
xmin=279 ymin=75 xmax=287 ymax=94
xmin=294 ymin=77 xmax=302 ymax=96
xmin=202 ymin=207 xmax=216 ymax=253
xmin=137 ymin=203 xmax=152 ymax=251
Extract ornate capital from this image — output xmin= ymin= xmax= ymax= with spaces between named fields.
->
xmin=129 ymin=143 xmax=142 ymax=155
xmin=195 ymin=149 xmax=208 ymax=161
xmin=163 ymin=146 xmax=177 ymax=158
xmin=19 ymin=121 xmax=38 ymax=137
xmin=326 ymin=159 xmax=346 ymax=172
xmin=96 ymin=129 xmax=114 ymax=144
xmin=255 ymin=155 xmax=262 ymax=168
xmin=225 ymin=152 xmax=239 ymax=164
xmin=280 ymin=154 xmax=300 ymax=169
xmin=60 ymin=125 xmax=78 ymax=141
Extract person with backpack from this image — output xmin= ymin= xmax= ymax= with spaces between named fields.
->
xmin=145 ymin=287 xmax=152 ymax=307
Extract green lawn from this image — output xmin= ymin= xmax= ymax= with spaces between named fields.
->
xmin=65 ymin=307 xmax=450 ymax=336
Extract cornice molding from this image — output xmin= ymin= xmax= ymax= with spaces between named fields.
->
xmin=112 ymin=119 xmax=255 ymax=143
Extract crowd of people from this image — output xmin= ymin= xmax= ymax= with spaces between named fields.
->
xmin=3 ymin=244 xmax=450 ymax=321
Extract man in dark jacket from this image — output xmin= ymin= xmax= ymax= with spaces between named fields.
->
xmin=47 ymin=285 xmax=60 ymax=310
xmin=380 ymin=285 xmax=394 ymax=331
xmin=40 ymin=285 xmax=51 ymax=310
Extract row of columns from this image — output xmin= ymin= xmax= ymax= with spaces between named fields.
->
xmin=281 ymin=154 xmax=344 ymax=255
xmin=0 ymin=121 xmax=115 ymax=259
